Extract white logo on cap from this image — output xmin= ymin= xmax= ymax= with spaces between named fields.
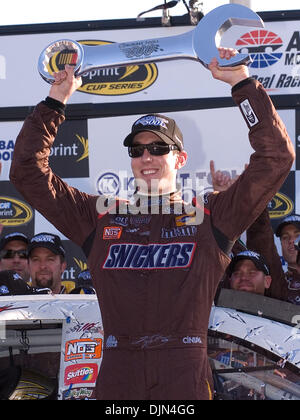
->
xmin=4 ymin=232 xmax=27 ymax=240
xmin=237 ymin=250 xmax=260 ymax=260
xmin=135 ymin=115 xmax=169 ymax=129
xmin=236 ymin=250 xmax=269 ymax=274
xmin=32 ymin=234 xmax=55 ymax=244
xmin=283 ymin=215 xmax=300 ymax=223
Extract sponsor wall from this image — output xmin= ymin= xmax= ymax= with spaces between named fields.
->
xmin=1 ymin=18 xmax=300 ymax=106
xmin=0 ymin=14 xmax=299 ymax=277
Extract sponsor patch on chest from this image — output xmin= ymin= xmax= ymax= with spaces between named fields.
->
xmin=103 ymin=226 xmax=123 ymax=240
xmin=102 ymin=242 xmax=196 ymax=269
xmin=161 ymin=225 xmax=197 ymax=238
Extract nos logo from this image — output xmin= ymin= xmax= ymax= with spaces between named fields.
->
xmin=236 ymin=30 xmax=283 ymax=68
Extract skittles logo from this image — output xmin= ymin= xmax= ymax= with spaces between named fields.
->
xmin=64 ymin=363 xmax=98 ymax=386
xmin=236 ymin=30 xmax=283 ymax=68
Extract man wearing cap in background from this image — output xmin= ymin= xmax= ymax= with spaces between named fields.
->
xmin=10 ymin=48 xmax=295 ymax=400
xmin=275 ymin=215 xmax=300 ymax=304
xmin=275 ymin=215 xmax=300 ymax=270
xmin=211 ymin=161 xmax=300 ymax=303
xmin=0 ymin=232 xmax=30 ymax=283
xmin=28 ymin=232 xmax=67 ymax=294
xmin=227 ymin=250 xmax=272 ymax=296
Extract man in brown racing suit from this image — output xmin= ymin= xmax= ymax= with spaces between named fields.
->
xmin=10 ymin=48 xmax=295 ymax=400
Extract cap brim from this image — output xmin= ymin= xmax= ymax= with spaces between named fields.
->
xmin=228 ymin=255 xmax=269 ymax=276
xmin=28 ymin=243 xmax=64 ymax=257
xmin=0 ymin=235 xmax=28 ymax=250
xmin=123 ymin=129 xmax=181 ymax=150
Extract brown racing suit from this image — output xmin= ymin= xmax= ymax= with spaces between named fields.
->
xmin=10 ymin=78 xmax=295 ymax=400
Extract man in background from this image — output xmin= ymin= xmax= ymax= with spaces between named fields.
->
xmin=227 ymin=250 xmax=272 ymax=296
xmin=0 ymin=232 xmax=30 ymax=282
xmin=275 ymin=215 xmax=300 ymax=304
xmin=28 ymin=232 xmax=67 ymax=294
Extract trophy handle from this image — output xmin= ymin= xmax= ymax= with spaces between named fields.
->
xmin=38 ymin=39 xmax=84 ymax=84
xmin=193 ymin=4 xmax=264 ymax=68
xmin=38 ymin=4 xmax=264 ymax=84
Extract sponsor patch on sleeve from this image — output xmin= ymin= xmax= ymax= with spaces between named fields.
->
xmin=240 ymin=99 xmax=259 ymax=127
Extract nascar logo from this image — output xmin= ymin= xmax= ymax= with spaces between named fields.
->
xmin=236 ymin=30 xmax=283 ymax=68
xmin=102 ymin=242 xmax=196 ymax=269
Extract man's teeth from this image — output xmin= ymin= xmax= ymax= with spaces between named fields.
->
xmin=142 ymin=170 xmax=156 ymax=175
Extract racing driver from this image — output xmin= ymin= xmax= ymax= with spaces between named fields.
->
xmin=10 ymin=48 xmax=295 ymax=400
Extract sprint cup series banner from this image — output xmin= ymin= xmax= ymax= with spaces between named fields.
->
xmin=0 ymin=19 xmax=300 ymax=106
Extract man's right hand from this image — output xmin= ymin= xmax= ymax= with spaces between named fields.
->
xmin=49 ymin=64 xmax=82 ymax=104
xmin=210 ymin=160 xmax=248 ymax=192
xmin=208 ymin=47 xmax=250 ymax=87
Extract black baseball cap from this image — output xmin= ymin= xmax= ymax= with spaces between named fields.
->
xmin=0 ymin=232 xmax=29 ymax=251
xmin=275 ymin=214 xmax=300 ymax=237
xmin=28 ymin=232 xmax=66 ymax=258
xmin=123 ymin=114 xmax=184 ymax=151
xmin=69 ymin=269 xmax=96 ymax=295
xmin=227 ymin=250 xmax=270 ymax=277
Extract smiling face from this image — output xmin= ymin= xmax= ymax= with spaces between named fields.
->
xmin=0 ymin=240 xmax=30 ymax=281
xmin=229 ymin=259 xmax=271 ymax=295
xmin=280 ymin=224 xmax=300 ymax=266
xmin=29 ymin=247 xmax=66 ymax=293
xmin=130 ymin=132 xmax=187 ymax=194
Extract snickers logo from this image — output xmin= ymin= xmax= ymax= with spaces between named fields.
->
xmin=102 ymin=242 xmax=196 ymax=269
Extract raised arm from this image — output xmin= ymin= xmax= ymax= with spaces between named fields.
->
xmin=206 ymin=52 xmax=295 ymax=243
xmin=9 ymin=66 xmax=97 ymax=247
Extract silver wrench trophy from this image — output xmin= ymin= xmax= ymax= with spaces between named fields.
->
xmin=38 ymin=4 xmax=264 ymax=84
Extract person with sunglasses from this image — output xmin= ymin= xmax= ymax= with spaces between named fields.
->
xmin=0 ymin=232 xmax=30 ymax=282
xmin=10 ymin=47 xmax=295 ymax=400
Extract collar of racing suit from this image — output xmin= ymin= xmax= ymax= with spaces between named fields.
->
xmin=128 ymin=187 xmax=192 ymax=215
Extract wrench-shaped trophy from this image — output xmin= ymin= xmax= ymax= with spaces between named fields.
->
xmin=38 ymin=4 xmax=264 ymax=84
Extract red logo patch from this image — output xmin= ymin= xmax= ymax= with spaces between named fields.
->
xmin=103 ymin=226 xmax=122 ymax=240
